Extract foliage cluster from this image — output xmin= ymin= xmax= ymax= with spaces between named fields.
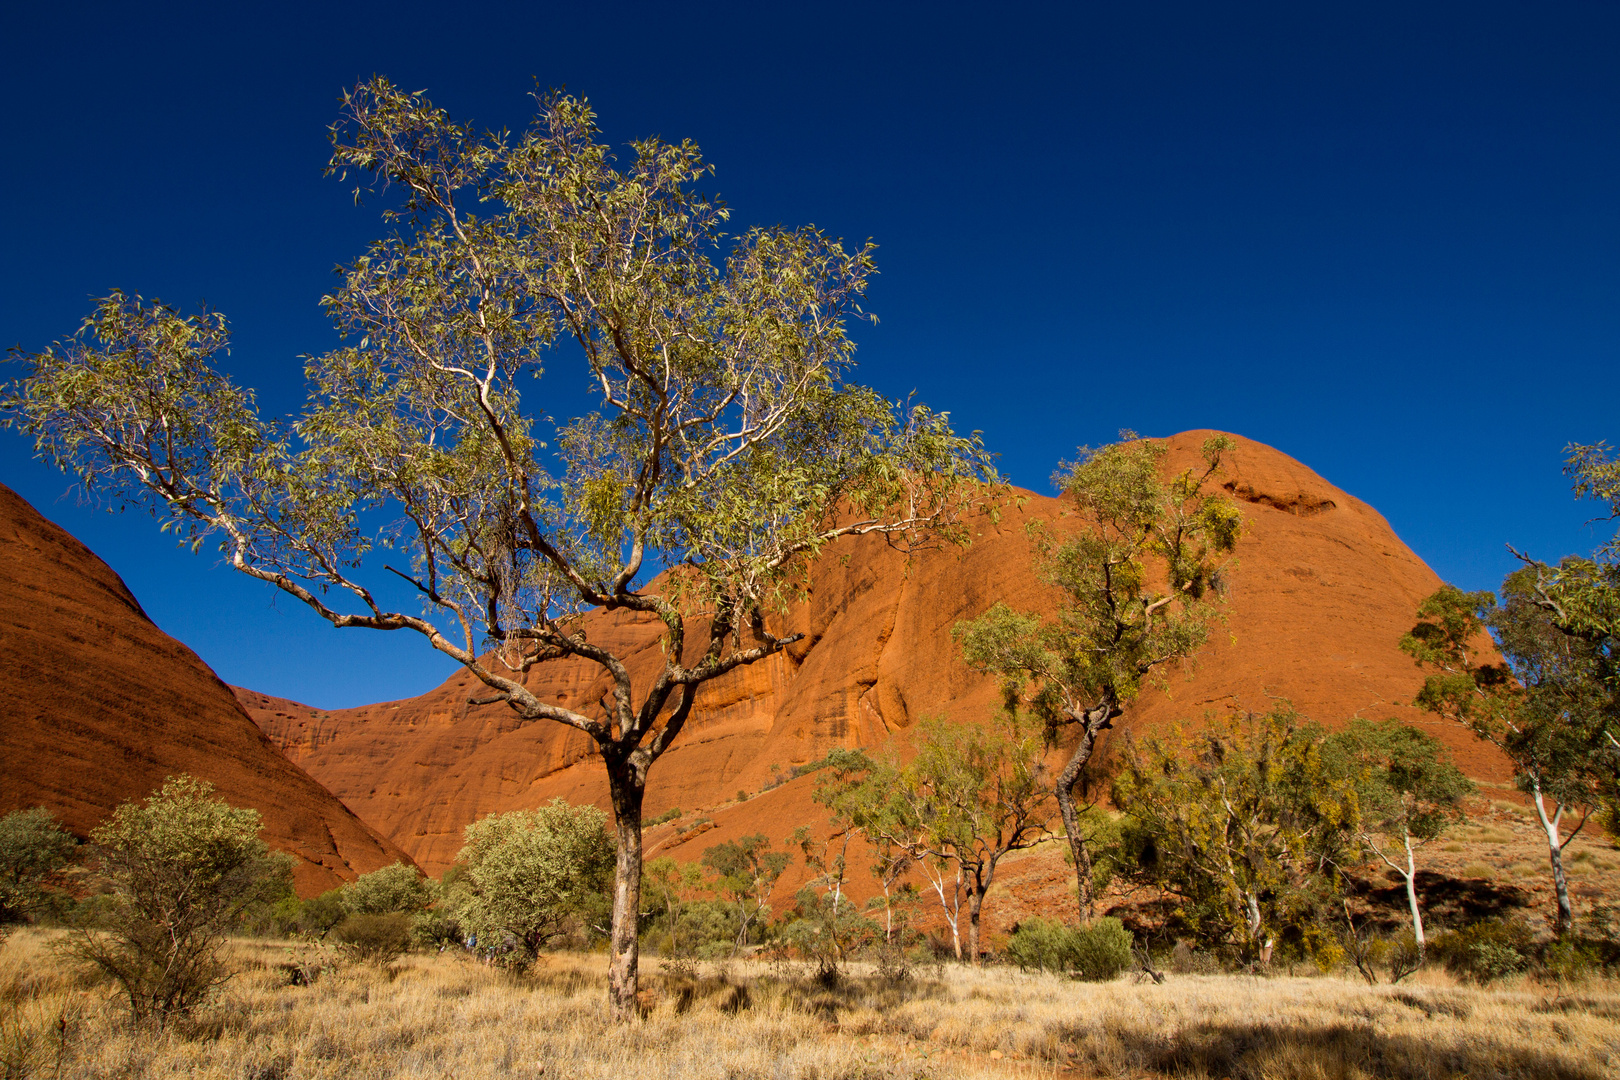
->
xmin=446 ymin=801 xmax=615 ymax=963
xmin=0 ymin=808 xmax=76 ymax=923
xmin=955 ymin=433 xmax=1242 ymax=916
xmin=809 ymin=712 xmax=1052 ymax=965
xmin=64 ymin=775 xmax=293 ymax=1025
xmin=1112 ymin=707 xmax=1358 ymax=966
xmin=1005 ymin=916 xmax=1133 ymax=981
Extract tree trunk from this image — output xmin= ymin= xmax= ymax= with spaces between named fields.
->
xmin=926 ymin=863 xmax=964 ymax=960
xmin=1530 ymin=781 xmax=1574 ymax=937
xmin=1549 ymin=843 xmax=1573 ymax=937
xmin=1054 ymin=778 xmax=1095 ymax=919
xmin=606 ymin=762 xmax=645 ymax=1022
xmin=1055 ymin=704 xmax=1114 ymax=921
xmin=1245 ymin=890 xmax=1270 ymax=965
xmin=966 ymin=889 xmax=983 ymax=966
xmin=1401 ymin=829 xmax=1425 ymax=961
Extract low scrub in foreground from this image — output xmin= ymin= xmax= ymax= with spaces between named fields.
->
xmin=2 ymin=929 xmax=1618 ymax=1079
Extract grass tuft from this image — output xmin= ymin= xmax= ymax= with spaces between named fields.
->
xmin=0 ymin=930 xmax=1617 ymax=1078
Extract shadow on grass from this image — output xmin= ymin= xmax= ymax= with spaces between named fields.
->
xmin=776 ymin=972 xmax=949 ymax=1022
xmin=1080 ymin=1018 xmax=1606 ymax=1080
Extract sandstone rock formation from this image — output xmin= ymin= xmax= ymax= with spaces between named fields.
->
xmin=0 ymin=483 xmax=412 ymax=895
xmin=239 ymin=432 xmax=1508 ymax=876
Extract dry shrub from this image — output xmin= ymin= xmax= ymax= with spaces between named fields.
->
xmin=328 ymin=913 xmax=412 ymax=966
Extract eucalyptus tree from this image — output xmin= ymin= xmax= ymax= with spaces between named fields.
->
xmin=1329 ymin=719 xmax=1473 ymax=963
xmin=700 ymin=834 xmax=789 ymax=956
xmin=815 ymin=750 xmax=970 ymax=958
xmin=1112 ymin=708 xmax=1359 ymax=966
xmin=2 ymin=78 xmax=994 ymax=1018
xmin=1512 ymin=442 xmax=1620 ymax=831
xmin=816 ymin=716 xmax=1051 ymax=964
xmin=954 ymin=433 xmax=1242 ymax=917
xmin=1402 ymin=578 xmax=1607 ymax=936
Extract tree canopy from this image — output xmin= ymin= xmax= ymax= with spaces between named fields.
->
xmin=1402 ymin=578 xmax=1607 ymax=935
xmin=954 ymin=432 xmax=1242 ymax=916
xmin=2 ymin=77 xmax=995 ymax=1019
xmin=1112 ymin=707 xmax=1358 ymax=966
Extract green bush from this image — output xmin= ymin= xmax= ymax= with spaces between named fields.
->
xmin=342 ymin=862 xmax=430 ymax=915
xmin=776 ymin=888 xmax=879 ymax=979
xmin=411 ymin=906 xmax=463 ymax=951
xmin=65 ymin=775 xmax=293 ymax=1025
xmin=671 ymin=900 xmax=745 ymax=959
xmin=1006 ymin=917 xmax=1133 ymax=981
xmin=451 ymin=800 xmax=614 ymax=962
xmin=330 ymin=912 xmax=413 ymax=964
xmin=297 ymin=891 xmax=350 ymax=938
xmin=1432 ymin=918 xmax=1533 ymax=984
xmin=0 ymin=808 xmax=77 ymax=922
xmin=1538 ymin=937 xmax=1601 ymax=984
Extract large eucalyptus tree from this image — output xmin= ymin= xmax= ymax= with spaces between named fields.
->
xmin=3 ymin=78 xmax=994 ymax=1018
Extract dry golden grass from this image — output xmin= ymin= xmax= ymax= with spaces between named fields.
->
xmin=3 ymin=929 xmax=1619 ymax=1079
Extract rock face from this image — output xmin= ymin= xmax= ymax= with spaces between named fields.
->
xmin=238 ymin=432 xmax=1508 ymax=876
xmin=0 ymin=483 xmax=412 ymax=895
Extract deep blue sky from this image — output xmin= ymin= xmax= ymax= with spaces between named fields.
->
xmin=2 ymin=2 xmax=1616 ymax=708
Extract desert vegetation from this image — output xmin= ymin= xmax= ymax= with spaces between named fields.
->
xmin=4 ymin=53 xmax=1620 ymax=1078
xmin=5 ymin=928 xmax=1620 ymax=1080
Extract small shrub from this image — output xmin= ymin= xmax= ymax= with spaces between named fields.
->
xmin=0 ymin=808 xmax=77 ymax=923
xmin=646 ymin=808 xmax=683 ymax=827
xmin=1006 ymin=917 xmax=1132 ymax=981
xmin=1169 ymin=940 xmax=1225 ymax=974
xmin=342 ymin=863 xmax=430 ymax=916
xmin=776 ymin=889 xmax=879 ymax=980
xmin=64 ymin=775 xmax=293 ymax=1025
xmin=411 ymin=907 xmax=463 ymax=951
xmin=296 ymin=891 xmax=349 ymax=938
xmin=451 ymin=801 xmax=614 ymax=962
xmin=1343 ymin=925 xmax=1421 ymax=984
xmin=670 ymin=900 xmax=745 ymax=959
xmin=1432 ymin=917 xmax=1533 ymax=984
xmin=1458 ymin=862 xmax=1495 ymax=879
xmin=1538 ymin=938 xmax=1601 ymax=984
xmin=330 ymin=913 xmax=412 ymax=964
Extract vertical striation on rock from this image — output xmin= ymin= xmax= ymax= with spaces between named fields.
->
xmin=0 ymin=484 xmax=413 ymax=895
xmin=232 ymin=432 xmax=1508 ymax=875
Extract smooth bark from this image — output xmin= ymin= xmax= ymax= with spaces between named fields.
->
xmin=1530 ymin=779 xmax=1585 ymax=938
xmin=1401 ymin=830 xmax=1426 ymax=960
